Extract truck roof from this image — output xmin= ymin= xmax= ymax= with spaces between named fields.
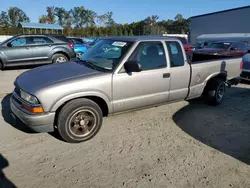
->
xmin=100 ymin=36 xmax=174 ymax=42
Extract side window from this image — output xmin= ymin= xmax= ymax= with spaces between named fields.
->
xmin=10 ymin=37 xmax=27 ymax=47
xmin=166 ymin=41 xmax=185 ymax=67
xmin=128 ymin=42 xmax=167 ymax=71
xmin=32 ymin=37 xmax=54 ymax=44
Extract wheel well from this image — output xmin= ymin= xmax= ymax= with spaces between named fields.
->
xmin=53 ymin=52 xmax=70 ymax=60
xmin=203 ymin=74 xmax=227 ymax=95
xmin=54 ymin=96 xmax=109 ymax=126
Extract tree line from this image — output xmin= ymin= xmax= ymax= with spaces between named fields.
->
xmin=0 ymin=6 xmax=190 ymax=36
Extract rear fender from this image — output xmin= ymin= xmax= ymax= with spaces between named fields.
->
xmin=48 ymin=47 xmax=71 ymax=59
xmin=202 ymin=72 xmax=227 ymax=93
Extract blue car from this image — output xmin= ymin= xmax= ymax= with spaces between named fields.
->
xmin=67 ymin=37 xmax=90 ymax=58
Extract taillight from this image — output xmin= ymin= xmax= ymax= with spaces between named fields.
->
xmin=68 ymin=43 xmax=74 ymax=49
xmin=240 ymin=61 xmax=243 ymax=69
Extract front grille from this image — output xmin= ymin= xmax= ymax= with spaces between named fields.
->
xmin=14 ymin=87 xmax=21 ymax=97
xmin=12 ymin=94 xmax=22 ymax=105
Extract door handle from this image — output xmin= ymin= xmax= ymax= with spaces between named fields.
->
xmin=163 ymin=73 xmax=170 ymax=78
xmin=25 ymin=46 xmax=29 ymax=49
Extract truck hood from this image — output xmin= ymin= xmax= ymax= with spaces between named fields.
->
xmin=15 ymin=61 xmax=101 ymax=93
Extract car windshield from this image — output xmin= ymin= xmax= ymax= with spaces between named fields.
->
xmin=178 ymin=37 xmax=187 ymax=44
xmin=79 ymin=39 xmax=133 ymax=71
xmin=205 ymin=42 xmax=231 ymax=49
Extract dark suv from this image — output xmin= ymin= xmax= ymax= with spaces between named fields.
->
xmin=0 ymin=34 xmax=76 ymax=70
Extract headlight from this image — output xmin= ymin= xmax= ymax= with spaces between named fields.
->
xmin=20 ymin=90 xmax=39 ymax=104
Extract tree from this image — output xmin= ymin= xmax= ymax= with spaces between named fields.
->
xmin=39 ymin=15 xmax=47 ymax=23
xmin=8 ymin=7 xmax=30 ymax=27
xmin=175 ymin=14 xmax=183 ymax=21
xmin=123 ymin=28 xmax=128 ymax=36
xmin=70 ymin=6 xmax=86 ymax=28
xmin=55 ymin=7 xmax=67 ymax=26
xmin=129 ymin=29 xmax=133 ymax=36
xmin=0 ymin=11 xmax=10 ymax=28
xmin=117 ymin=26 xmax=123 ymax=36
xmin=46 ymin=6 xmax=56 ymax=24
xmin=109 ymin=26 xmax=117 ymax=36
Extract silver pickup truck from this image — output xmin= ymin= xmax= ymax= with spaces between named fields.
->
xmin=10 ymin=36 xmax=242 ymax=143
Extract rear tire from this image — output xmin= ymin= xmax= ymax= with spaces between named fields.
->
xmin=57 ymin=98 xmax=103 ymax=143
xmin=52 ymin=54 xmax=69 ymax=64
xmin=206 ymin=78 xmax=226 ymax=106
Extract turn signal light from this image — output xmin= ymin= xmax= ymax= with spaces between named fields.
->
xmin=22 ymin=104 xmax=44 ymax=113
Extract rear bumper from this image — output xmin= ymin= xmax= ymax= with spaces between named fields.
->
xmin=10 ymin=96 xmax=55 ymax=132
xmin=240 ymin=69 xmax=250 ymax=81
xmin=227 ymin=76 xmax=241 ymax=86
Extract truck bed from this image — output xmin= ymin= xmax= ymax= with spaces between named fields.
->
xmin=186 ymin=56 xmax=242 ymax=100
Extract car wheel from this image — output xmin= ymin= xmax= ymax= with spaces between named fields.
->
xmin=52 ymin=54 xmax=69 ymax=64
xmin=76 ymin=52 xmax=84 ymax=58
xmin=57 ymin=98 xmax=103 ymax=143
xmin=207 ymin=78 xmax=226 ymax=106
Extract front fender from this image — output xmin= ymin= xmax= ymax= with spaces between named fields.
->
xmin=50 ymin=91 xmax=113 ymax=113
xmin=0 ymin=52 xmax=7 ymax=64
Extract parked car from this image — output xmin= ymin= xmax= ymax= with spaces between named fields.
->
xmin=241 ymin=52 xmax=250 ymax=81
xmin=191 ymin=41 xmax=250 ymax=62
xmin=10 ymin=36 xmax=242 ymax=143
xmin=67 ymin=37 xmax=90 ymax=58
xmin=0 ymin=34 xmax=76 ymax=70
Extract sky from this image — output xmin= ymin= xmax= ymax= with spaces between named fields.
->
xmin=1 ymin=0 xmax=250 ymax=24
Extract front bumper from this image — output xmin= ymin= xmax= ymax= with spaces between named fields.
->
xmin=240 ymin=70 xmax=250 ymax=81
xmin=10 ymin=95 xmax=55 ymax=132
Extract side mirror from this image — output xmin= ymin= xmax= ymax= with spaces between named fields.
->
xmin=7 ymin=42 xmax=12 ymax=47
xmin=124 ymin=60 xmax=142 ymax=73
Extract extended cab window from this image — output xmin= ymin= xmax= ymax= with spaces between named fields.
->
xmin=166 ymin=41 xmax=185 ymax=67
xmin=128 ymin=41 xmax=167 ymax=71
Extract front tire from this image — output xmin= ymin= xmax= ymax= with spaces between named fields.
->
xmin=76 ymin=52 xmax=84 ymax=58
xmin=0 ymin=61 xmax=3 ymax=70
xmin=57 ymin=98 xmax=103 ymax=143
xmin=207 ymin=78 xmax=226 ymax=106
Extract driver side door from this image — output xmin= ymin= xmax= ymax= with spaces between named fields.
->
xmin=112 ymin=41 xmax=171 ymax=113
xmin=4 ymin=36 xmax=34 ymax=65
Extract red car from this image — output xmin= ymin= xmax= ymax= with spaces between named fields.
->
xmin=175 ymin=37 xmax=191 ymax=53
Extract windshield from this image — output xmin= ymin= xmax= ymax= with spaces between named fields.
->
xmin=178 ymin=37 xmax=187 ymax=44
xmin=205 ymin=42 xmax=231 ymax=49
xmin=79 ymin=39 xmax=133 ymax=71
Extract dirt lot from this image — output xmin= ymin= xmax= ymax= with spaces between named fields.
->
xmin=0 ymin=69 xmax=250 ymax=188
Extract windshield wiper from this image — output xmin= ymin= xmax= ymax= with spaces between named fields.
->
xmin=77 ymin=59 xmax=110 ymax=72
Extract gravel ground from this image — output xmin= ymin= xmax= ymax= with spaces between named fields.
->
xmin=0 ymin=69 xmax=250 ymax=188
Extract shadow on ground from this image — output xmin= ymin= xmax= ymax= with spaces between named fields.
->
xmin=173 ymin=86 xmax=250 ymax=165
xmin=1 ymin=94 xmax=36 ymax=134
xmin=1 ymin=64 xmax=44 ymax=71
xmin=0 ymin=154 xmax=17 ymax=188
xmin=1 ymin=94 xmax=65 ymax=142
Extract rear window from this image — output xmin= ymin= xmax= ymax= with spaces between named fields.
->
xmin=52 ymin=35 xmax=69 ymax=42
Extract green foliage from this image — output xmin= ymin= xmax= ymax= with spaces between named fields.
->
xmin=0 ymin=5 xmax=190 ymax=37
